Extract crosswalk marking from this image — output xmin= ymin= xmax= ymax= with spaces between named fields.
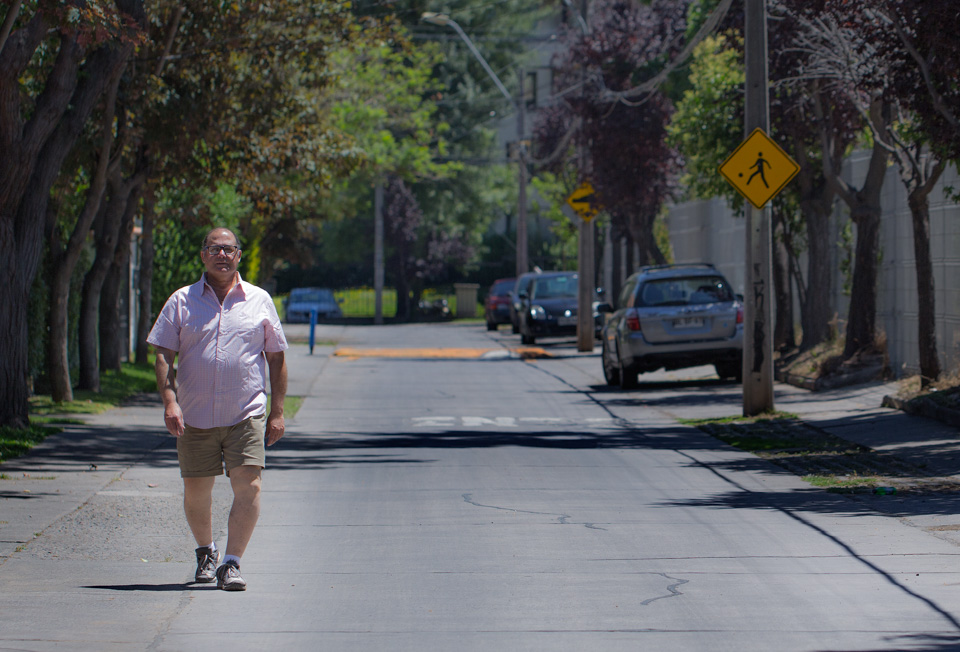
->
xmin=412 ymin=416 xmax=617 ymax=428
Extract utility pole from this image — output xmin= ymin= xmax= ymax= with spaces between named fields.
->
xmin=743 ymin=0 xmax=774 ymax=414
xmin=574 ymin=0 xmax=593 ymax=353
xmin=374 ymin=181 xmax=384 ymax=325
xmin=516 ymin=67 xmax=528 ymax=278
xmin=577 ymin=217 xmax=595 ymax=351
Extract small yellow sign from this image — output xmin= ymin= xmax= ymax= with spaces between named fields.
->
xmin=718 ymin=128 xmax=800 ymax=209
xmin=566 ymin=182 xmax=599 ymax=222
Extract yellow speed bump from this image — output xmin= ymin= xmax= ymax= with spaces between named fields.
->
xmin=333 ymin=347 xmax=550 ymax=360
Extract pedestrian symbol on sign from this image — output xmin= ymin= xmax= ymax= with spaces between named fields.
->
xmin=746 ymin=152 xmax=770 ymax=188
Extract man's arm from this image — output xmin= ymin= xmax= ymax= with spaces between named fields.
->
xmin=264 ymin=351 xmax=287 ymax=446
xmin=154 ymin=347 xmax=184 ymax=437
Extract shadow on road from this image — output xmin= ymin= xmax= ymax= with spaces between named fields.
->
xmin=83 ymin=583 xmax=216 ymax=592
xmin=2 ymin=425 xmax=176 ymax=473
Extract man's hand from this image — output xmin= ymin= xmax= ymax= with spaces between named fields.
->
xmin=164 ymin=402 xmax=185 ymax=438
xmin=266 ymin=412 xmax=285 ymax=446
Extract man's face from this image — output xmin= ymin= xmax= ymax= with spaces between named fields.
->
xmin=201 ymin=230 xmax=241 ymax=279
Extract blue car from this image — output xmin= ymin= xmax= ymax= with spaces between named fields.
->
xmin=283 ymin=288 xmax=343 ymax=323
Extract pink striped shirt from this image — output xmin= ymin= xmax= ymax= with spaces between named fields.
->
xmin=147 ymin=273 xmax=288 ymax=429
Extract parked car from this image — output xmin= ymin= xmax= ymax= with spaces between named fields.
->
xmin=597 ymin=264 xmax=743 ymax=388
xmin=418 ymin=296 xmax=451 ymax=319
xmin=484 ymin=277 xmax=516 ymax=330
xmin=509 ymin=272 xmax=541 ymax=334
xmin=283 ymin=287 xmax=343 ymax=323
xmin=593 ymin=287 xmax=608 ymax=340
xmin=518 ymin=271 xmax=580 ymax=345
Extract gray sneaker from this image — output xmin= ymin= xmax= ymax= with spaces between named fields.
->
xmin=194 ymin=546 xmax=220 ymax=583
xmin=216 ymin=560 xmax=246 ymax=591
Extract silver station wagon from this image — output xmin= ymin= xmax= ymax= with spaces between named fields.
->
xmin=597 ymin=264 xmax=743 ymax=388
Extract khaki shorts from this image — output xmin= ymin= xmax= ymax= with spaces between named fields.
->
xmin=178 ymin=413 xmax=266 ymax=478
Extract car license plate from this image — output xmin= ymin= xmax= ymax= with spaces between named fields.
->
xmin=557 ymin=316 xmax=577 ymax=326
xmin=673 ymin=317 xmax=704 ymax=329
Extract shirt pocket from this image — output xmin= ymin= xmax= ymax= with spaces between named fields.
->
xmin=239 ymin=325 xmax=265 ymax=350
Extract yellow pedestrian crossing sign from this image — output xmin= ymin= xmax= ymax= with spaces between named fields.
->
xmin=566 ymin=182 xmax=600 ymax=222
xmin=719 ymin=128 xmax=800 ymax=209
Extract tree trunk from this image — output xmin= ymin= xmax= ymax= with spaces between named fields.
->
xmin=792 ymin=126 xmax=840 ymax=352
xmin=79 ymin=171 xmax=140 ymax=390
xmin=626 ymin=214 xmax=665 ymax=267
xmin=78 ymin=215 xmax=106 ymax=391
xmin=99 ymin=261 xmax=124 ymax=372
xmin=100 ymin=195 xmax=138 ymax=372
xmin=843 ymin=207 xmax=882 ymax=358
xmin=771 ymin=206 xmax=795 ymax=351
xmin=46 ymin=228 xmax=75 ymax=403
xmin=910 ymin=188 xmax=940 ymax=386
xmin=44 ymin=73 xmax=121 ymax=402
xmin=902 ymin=155 xmax=946 ymax=387
xmin=0 ymin=220 xmax=32 ymax=428
xmin=135 ymin=190 xmax=156 ymax=365
xmin=839 ymin=102 xmax=889 ymax=360
xmin=800 ymin=205 xmax=832 ymax=350
xmin=395 ymin=264 xmax=411 ymax=322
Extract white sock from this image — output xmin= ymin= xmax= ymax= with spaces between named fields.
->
xmin=223 ymin=554 xmax=241 ymax=566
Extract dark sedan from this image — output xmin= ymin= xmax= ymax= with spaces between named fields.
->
xmin=518 ymin=271 xmax=580 ymax=345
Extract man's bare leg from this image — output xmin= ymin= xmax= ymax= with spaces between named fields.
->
xmin=224 ymin=465 xmax=262 ymax=558
xmin=183 ymin=476 xmax=216 ymax=546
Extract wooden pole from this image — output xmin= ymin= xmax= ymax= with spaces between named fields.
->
xmin=743 ymin=0 xmax=775 ymax=414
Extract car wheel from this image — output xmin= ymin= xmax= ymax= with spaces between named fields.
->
xmin=715 ymin=361 xmax=743 ymax=382
xmin=601 ymin=341 xmax=620 ymax=386
xmin=486 ymin=321 xmax=497 ymax=331
xmin=521 ymin=333 xmax=535 ymax=345
xmin=511 ymin=321 xmax=519 ymax=334
xmin=617 ymin=347 xmax=638 ymax=389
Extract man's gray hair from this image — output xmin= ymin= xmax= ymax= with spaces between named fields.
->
xmin=202 ymin=227 xmax=241 ymax=249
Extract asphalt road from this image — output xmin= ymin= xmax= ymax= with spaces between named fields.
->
xmin=3 ymin=322 xmax=960 ymax=651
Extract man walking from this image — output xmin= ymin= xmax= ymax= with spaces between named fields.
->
xmin=148 ymin=227 xmax=288 ymax=591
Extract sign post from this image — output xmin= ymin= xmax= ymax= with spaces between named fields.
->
xmin=567 ymin=182 xmax=599 ymax=352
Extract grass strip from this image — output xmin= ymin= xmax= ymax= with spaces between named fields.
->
xmin=0 ymin=423 xmax=62 ymax=464
xmin=29 ymin=361 xmax=157 ymax=416
xmin=682 ymin=412 xmax=935 ymax=493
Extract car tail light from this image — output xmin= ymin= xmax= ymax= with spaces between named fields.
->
xmin=736 ymin=305 xmax=744 ymax=324
xmin=626 ymin=309 xmax=641 ymax=332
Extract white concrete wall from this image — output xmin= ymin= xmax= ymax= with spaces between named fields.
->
xmin=667 ymin=196 xmax=746 ymax=296
xmin=666 ymin=153 xmax=960 ymax=378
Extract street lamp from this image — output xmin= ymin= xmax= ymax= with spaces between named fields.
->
xmin=421 ymin=12 xmax=529 ymax=278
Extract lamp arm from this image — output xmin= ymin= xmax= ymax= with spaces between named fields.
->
xmin=446 ymin=20 xmax=516 ymax=106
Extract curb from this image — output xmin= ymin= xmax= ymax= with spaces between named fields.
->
xmin=881 ymin=393 xmax=960 ymax=428
xmin=775 ymin=363 xmax=886 ymax=392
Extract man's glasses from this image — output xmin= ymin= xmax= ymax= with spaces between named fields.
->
xmin=202 ymin=245 xmax=239 ymax=256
